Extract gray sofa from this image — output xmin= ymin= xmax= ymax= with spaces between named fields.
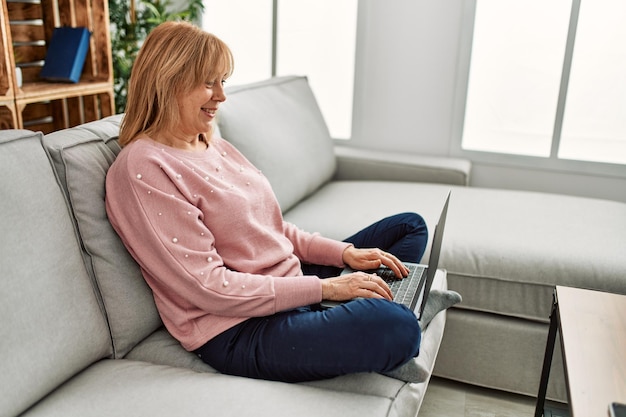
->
xmin=2 ymin=75 xmax=625 ymax=417
xmin=2 ymin=76 xmax=448 ymax=417
xmin=219 ymin=77 xmax=626 ymax=402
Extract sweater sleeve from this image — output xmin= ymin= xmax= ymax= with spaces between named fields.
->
xmin=105 ymin=146 xmax=322 ymax=324
xmin=283 ymin=221 xmax=351 ymax=268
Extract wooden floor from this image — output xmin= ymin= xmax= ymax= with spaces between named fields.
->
xmin=420 ymin=377 xmax=570 ymax=417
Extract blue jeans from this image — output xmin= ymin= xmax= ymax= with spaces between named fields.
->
xmin=302 ymin=212 xmax=428 ymax=278
xmin=195 ymin=212 xmax=428 ymax=382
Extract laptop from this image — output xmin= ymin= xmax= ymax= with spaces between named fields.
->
xmin=321 ymin=191 xmax=450 ymax=319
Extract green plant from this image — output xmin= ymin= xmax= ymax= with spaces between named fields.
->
xmin=108 ymin=0 xmax=204 ymax=113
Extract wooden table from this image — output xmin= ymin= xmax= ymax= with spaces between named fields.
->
xmin=535 ymin=286 xmax=626 ymax=417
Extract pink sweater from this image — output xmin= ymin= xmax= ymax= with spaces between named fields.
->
xmin=105 ymin=138 xmax=350 ymax=351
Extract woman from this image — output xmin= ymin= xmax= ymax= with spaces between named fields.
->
xmin=106 ymin=21 xmax=459 ymax=383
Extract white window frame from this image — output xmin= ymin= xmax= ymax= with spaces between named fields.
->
xmin=451 ymin=0 xmax=626 ymax=179
xmin=202 ymin=0 xmax=357 ymax=140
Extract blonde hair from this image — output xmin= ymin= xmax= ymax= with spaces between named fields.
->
xmin=119 ymin=21 xmax=234 ymax=146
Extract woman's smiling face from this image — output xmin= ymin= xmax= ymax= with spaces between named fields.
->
xmin=176 ymin=78 xmax=227 ymax=138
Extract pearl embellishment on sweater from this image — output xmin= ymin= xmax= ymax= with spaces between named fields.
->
xmin=136 ymin=140 xmax=266 ymax=298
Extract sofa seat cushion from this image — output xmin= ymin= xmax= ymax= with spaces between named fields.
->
xmin=22 ymin=360 xmax=412 ymax=417
xmin=126 ymin=331 xmax=428 ymax=416
xmin=443 ymin=187 xmax=626 ymax=321
xmin=283 ymin=180 xmax=626 ymax=323
xmin=283 ymin=181 xmax=453 ymax=248
xmin=125 ymin=328 xmax=217 ymax=373
xmin=124 ymin=273 xmax=448 ymax=417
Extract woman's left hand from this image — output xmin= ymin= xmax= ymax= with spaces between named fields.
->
xmin=342 ymin=246 xmax=409 ymax=278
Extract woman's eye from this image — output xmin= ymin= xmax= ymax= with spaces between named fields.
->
xmin=205 ymin=79 xmax=226 ymax=88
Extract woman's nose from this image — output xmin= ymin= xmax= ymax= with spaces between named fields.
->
xmin=214 ymin=85 xmax=226 ymax=102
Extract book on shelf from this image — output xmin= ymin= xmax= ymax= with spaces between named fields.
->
xmin=40 ymin=27 xmax=91 ymax=83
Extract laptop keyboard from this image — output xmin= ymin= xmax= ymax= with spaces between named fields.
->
xmin=375 ymin=264 xmax=425 ymax=307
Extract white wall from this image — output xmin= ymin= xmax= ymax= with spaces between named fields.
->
xmin=352 ymin=1 xmax=461 ymax=156
xmin=350 ymin=0 xmax=626 ymax=203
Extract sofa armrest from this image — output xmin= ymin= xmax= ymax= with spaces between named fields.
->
xmin=333 ymin=145 xmax=472 ymax=186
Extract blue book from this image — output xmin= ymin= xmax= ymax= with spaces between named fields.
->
xmin=40 ymin=27 xmax=90 ymax=83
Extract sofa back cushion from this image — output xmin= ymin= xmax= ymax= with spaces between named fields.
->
xmin=0 ymin=130 xmax=112 ymax=416
xmin=43 ymin=115 xmax=162 ymax=358
xmin=218 ymin=75 xmax=336 ymax=213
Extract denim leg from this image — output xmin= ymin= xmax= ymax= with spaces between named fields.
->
xmin=344 ymin=212 xmax=428 ymax=263
xmin=302 ymin=212 xmax=429 ymax=278
xmin=195 ymin=298 xmax=421 ymax=383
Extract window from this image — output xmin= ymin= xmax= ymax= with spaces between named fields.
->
xmin=202 ymin=0 xmax=357 ymax=139
xmin=461 ymin=0 xmax=626 ymax=168
xmin=559 ymin=0 xmax=626 ymax=164
xmin=462 ymin=0 xmax=570 ymax=158
xmin=202 ymin=0 xmax=273 ymax=84
xmin=275 ymin=1 xmax=357 ymax=139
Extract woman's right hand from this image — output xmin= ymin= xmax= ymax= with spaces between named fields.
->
xmin=320 ymin=272 xmax=393 ymax=302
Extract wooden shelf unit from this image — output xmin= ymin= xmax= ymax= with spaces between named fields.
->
xmin=0 ymin=97 xmax=17 ymax=129
xmin=0 ymin=0 xmax=114 ymax=133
